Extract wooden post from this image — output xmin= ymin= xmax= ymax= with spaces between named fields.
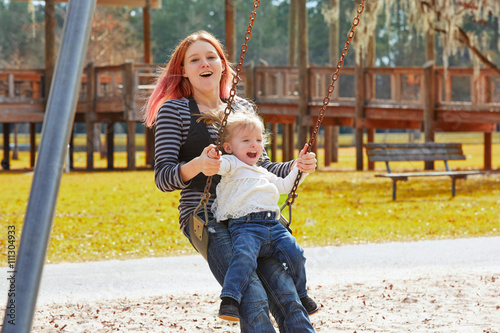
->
xmin=127 ymin=122 xmax=136 ymax=170
xmin=287 ymin=123 xmax=295 ymax=160
xmin=69 ymin=130 xmax=74 ymax=170
xmin=124 ymin=61 xmax=136 ymax=170
xmin=332 ymin=127 xmax=339 ymax=162
xmin=30 ymin=123 xmax=36 ymax=167
xmin=327 ymin=0 xmax=340 ymax=165
xmin=289 ymin=0 xmax=297 ymax=67
xmin=286 ymin=0 xmax=297 ymax=162
xmin=297 ymin=0 xmax=309 ymax=149
xmin=106 ymin=122 xmax=114 ymax=170
xmin=143 ymin=4 xmax=152 ymax=64
xmin=86 ymin=62 xmax=96 ymax=170
xmin=484 ymin=132 xmax=492 ymax=170
xmin=423 ymin=60 xmax=436 ymax=170
xmin=12 ymin=124 xmax=18 ymax=160
xmin=225 ymin=0 xmax=236 ymax=62
xmin=365 ymin=11 xmax=376 ymax=172
xmin=354 ymin=55 xmax=365 ymax=171
xmin=2 ymin=123 xmax=10 ymax=170
xmin=324 ymin=126 xmax=332 ymax=166
xmin=45 ymin=0 xmax=56 ymax=95
xmin=244 ymin=62 xmax=255 ymax=99
xmin=270 ymin=124 xmax=278 ymax=162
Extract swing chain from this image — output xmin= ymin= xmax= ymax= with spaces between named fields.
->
xmin=284 ymin=0 xmax=365 ymax=208
xmin=201 ymin=0 xmax=261 ymax=203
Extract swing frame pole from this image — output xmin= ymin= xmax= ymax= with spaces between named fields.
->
xmin=2 ymin=1 xmax=96 ymax=332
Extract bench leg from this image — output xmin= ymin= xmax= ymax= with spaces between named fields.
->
xmin=392 ymin=179 xmax=397 ymax=201
xmin=451 ymin=177 xmax=456 ymax=197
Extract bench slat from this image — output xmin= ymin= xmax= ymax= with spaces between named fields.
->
xmin=367 ymin=147 xmax=463 ymax=156
xmin=375 ymin=171 xmax=484 ymax=178
xmin=368 ymin=155 xmax=466 ymax=162
xmin=366 ymin=142 xmax=462 ymax=149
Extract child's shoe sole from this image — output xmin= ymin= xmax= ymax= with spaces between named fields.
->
xmin=218 ymin=314 xmax=240 ymax=322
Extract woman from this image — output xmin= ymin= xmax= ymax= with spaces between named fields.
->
xmin=144 ymin=30 xmax=317 ymax=332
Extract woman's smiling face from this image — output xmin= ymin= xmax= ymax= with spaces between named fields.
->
xmin=182 ymin=40 xmax=225 ymax=96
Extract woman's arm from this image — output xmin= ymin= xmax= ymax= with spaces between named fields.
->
xmin=154 ymin=100 xmax=222 ymax=193
xmin=154 ymin=101 xmax=189 ymax=193
xmin=259 ymin=144 xmax=317 ymax=177
xmin=258 ymin=149 xmax=294 ymax=178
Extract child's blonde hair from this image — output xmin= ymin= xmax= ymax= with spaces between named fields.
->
xmin=198 ymin=104 xmax=269 ymax=151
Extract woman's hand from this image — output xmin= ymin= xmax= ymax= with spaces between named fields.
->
xmin=200 ymin=144 xmax=221 ymax=176
xmin=295 ymin=144 xmax=317 ymax=173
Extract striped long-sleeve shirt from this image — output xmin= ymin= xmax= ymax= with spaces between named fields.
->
xmin=154 ymin=97 xmax=294 ymax=234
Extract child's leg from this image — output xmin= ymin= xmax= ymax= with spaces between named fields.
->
xmin=221 ymin=221 xmax=267 ymax=303
xmin=268 ymin=222 xmax=308 ymax=298
xmin=268 ymin=222 xmax=319 ymax=315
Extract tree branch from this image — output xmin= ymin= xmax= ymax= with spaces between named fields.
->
xmin=456 ymin=27 xmax=500 ymax=75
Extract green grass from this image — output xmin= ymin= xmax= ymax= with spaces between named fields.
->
xmin=1 ymin=138 xmax=499 ymax=265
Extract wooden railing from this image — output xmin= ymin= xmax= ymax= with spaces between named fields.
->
xmin=0 ymin=69 xmax=46 ymax=122
xmin=3 ymin=65 xmax=499 ymax=123
xmin=250 ymin=66 xmax=500 ymax=110
xmin=1 ymin=64 xmax=499 ymax=170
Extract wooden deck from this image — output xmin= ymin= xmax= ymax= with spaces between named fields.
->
xmin=1 ymin=63 xmax=499 ymax=170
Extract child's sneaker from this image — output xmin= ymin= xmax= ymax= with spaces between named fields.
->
xmin=218 ymin=297 xmax=240 ymax=321
xmin=300 ymin=296 xmax=319 ymax=315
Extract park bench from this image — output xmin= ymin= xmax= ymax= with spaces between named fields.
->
xmin=365 ymin=142 xmax=484 ymax=201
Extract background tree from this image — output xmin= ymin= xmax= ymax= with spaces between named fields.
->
xmin=86 ymin=7 xmax=142 ymax=66
xmin=0 ymin=1 xmax=46 ymax=68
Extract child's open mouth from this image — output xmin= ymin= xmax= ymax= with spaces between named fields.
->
xmin=247 ymin=152 xmax=257 ymax=158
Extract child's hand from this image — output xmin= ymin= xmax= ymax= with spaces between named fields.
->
xmin=295 ymin=144 xmax=317 ymax=173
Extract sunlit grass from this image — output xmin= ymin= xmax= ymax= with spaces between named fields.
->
xmin=1 ymin=134 xmax=499 ymax=265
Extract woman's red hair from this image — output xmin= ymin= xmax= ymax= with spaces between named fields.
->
xmin=143 ymin=31 xmax=235 ymax=127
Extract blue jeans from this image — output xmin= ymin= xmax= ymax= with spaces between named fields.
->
xmin=222 ymin=211 xmax=308 ymax=304
xmin=186 ymin=215 xmax=314 ymax=333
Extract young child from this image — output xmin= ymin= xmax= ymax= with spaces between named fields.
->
xmin=203 ymin=106 xmax=318 ymax=321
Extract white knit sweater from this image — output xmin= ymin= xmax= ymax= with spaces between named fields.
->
xmin=212 ymin=155 xmax=307 ymax=222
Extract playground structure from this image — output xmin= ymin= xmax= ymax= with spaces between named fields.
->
xmin=1 ymin=62 xmax=499 ymax=171
xmin=1 ymin=1 xmax=499 ymax=332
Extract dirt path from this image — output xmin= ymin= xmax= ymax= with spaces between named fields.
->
xmin=1 ymin=237 xmax=499 ymax=332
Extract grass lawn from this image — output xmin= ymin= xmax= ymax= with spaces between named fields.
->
xmin=1 ymin=135 xmax=499 ymax=265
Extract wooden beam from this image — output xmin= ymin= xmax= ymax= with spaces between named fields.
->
xmin=225 ymin=0 xmax=236 ymax=62
xmin=364 ymin=119 xmax=421 ymax=130
xmin=297 ymin=0 xmax=309 ymax=149
xmin=106 ymin=122 xmax=114 ymax=169
xmin=13 ymin=0 xmax=162 ymax=9
xmin=288 ymin=0 xmax=297 ymax=66
xmin=484 ymin=132 xmax=492 ymax=171
xmin=354 ymin=54 xmax=364 ymax=171
xmin=423 ymin=60 xmax=436 ymax=170
xmin=30 ymin=123 xmax=36 ymax=167
xmin=2 ymin=123 xmax=10 ymax=170
xmin=143 ymin=5 xmax=152 ymax=64
xmin=45 ymin=0 xmax=56 ymax=95
xmin=435 ymin=122 xmax=496 ymax=132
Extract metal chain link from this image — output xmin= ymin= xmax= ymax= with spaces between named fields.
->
xmin=284 ymin=0 xmax=365 ymax=209
xmin=200 ymin=0 xmax=261 ymax=204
